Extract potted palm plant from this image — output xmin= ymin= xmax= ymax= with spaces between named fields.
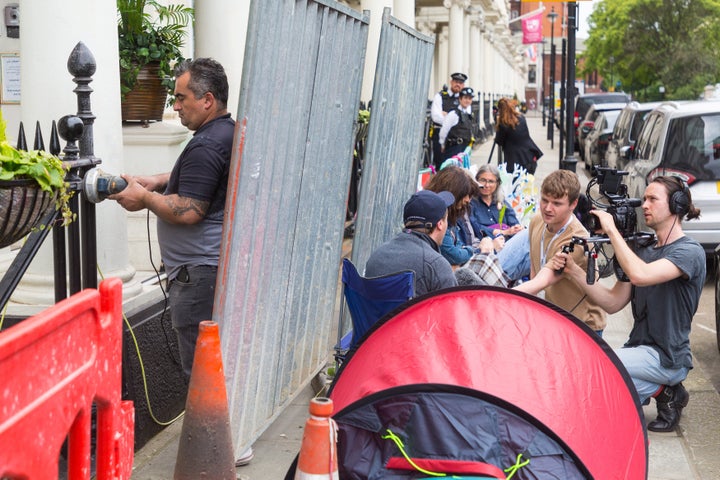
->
xmin=117 ymin=0 xmax=194 ymax=124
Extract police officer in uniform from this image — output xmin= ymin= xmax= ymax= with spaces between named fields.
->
xmin=430 ymin=72 xmax=467 ymax=169
xmin=439 ymin=87 xmax=475 ymax=163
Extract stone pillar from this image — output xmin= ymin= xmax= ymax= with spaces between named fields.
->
xmin=393 ymin=0 xmax=415 ymax=28
xmin=484 ymin=32 xmax=494 ymax=99
xmin=194 ymin=0 xmax=249 ymax=117
xmin=444 ymin=0 xmax=469 ymax=75
xmin=438 ymin=26 xmax=450 ymax=88
xmin=9 ymin=0 xmax=141 ymax=310
xmin=417 ymin=20 xmax=437 ymax=97
xmin=469 ymin=15 xmax=483 ymax=128
xmin=468 ymin=16 xmax=481 ymax=94
xmin=463 ymin=9 xmax=470 ymax=77
xmin=360 ymin=0 xmax=394 ymax=103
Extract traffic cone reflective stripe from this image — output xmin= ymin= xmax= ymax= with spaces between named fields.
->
xmin=174 ymin=321 xmax=236 ymax=480
xmin=295 ymin=397 xmax=339 ymax=479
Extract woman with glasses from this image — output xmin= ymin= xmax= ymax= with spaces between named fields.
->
xmin=470 ymin=165 xmax=524 ymax=253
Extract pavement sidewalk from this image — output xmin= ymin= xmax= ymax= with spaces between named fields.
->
xmin=130 ymin=111 xmax=720 ymax=479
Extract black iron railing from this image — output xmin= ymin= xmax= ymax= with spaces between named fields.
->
xmin=0 ymin=42 xmax=103 ymax=311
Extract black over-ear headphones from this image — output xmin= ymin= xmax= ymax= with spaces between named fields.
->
xmin=669 ymin=177 xmax=690 ymax=216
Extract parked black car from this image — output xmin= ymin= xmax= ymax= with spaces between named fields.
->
xmin=574 ymin=92 xmax=632 ymax=149
xmin=577 ymin=102 xmax=627 ymax=162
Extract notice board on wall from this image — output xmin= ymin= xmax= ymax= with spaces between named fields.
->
xmin=1 ymin=54 xmax=20 ymax=104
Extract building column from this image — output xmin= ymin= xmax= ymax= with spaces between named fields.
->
xmin=443 ymin=0 xmax=469 ymax=75
xmin=438 ymin=26 xmax=450 ymax=89
xmin=194 ymin=0 xmax=249 ymax=117
xmin=360 ymin=0 xmax=394 ymax=103
xmin=417 ymin=20 xmax=437 ymax=97
xmin=484 ymin=32 xmax=494 ymax=99
xmin=10 ymin=0 xmax=141 ymax=309
xmin=469 ymin=14 xmax=483 ymax=128
xmin=393 ymin=0 xmax=415 ymax=28
xmin=463 ymin=8 xmax=471 ymax=77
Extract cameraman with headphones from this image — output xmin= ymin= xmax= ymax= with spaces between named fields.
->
xmin=554 ymin=176 xmax=705 ymax=433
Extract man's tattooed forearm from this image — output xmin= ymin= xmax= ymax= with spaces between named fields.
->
xmin=165 ymin=196 xmax=209 ymax=218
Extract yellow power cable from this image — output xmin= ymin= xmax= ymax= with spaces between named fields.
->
xmin=98 ymin=264 xmax=184 ymax=426
xmin=0 ymin=300 xmax=7 ymax=330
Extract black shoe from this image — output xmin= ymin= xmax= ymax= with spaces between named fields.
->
xmin=674 ymin=382 xmax=690 ymax=408
xmin=647 ymin=383 xmax=689 ymax=432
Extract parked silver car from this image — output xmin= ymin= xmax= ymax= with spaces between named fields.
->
xmin=624 ymin=100 xmax=720 ymax=253
xmin=604 ymin=101 xmax=662 ymax=170
xmin=584 ymin=109 xmax=621 ymax=170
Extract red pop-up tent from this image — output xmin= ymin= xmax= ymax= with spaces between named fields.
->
xmin=327 ymin=286 xmax=648 ymax=479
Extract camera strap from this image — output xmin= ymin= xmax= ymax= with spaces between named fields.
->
xmin=540 ymin=215 xmax=575 ymax=266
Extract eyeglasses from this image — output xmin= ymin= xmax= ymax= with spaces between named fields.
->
xmin=477 ymin=179 xmax=497 ymax=185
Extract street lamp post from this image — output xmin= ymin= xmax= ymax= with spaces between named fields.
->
xmin=546 ymin=7 xmax=558 ymax=149
xmin=562 ymin=2 xmax=578 ymax=172
xmin=559 ymin=37 xmax=566 ymax=168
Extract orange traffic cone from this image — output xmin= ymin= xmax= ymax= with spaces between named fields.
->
xmin=295 ymin=397 xmax=339 ymax=479
xmin=174 ymin=321 xmax=235 ymax=480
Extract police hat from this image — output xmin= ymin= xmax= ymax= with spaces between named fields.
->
xmin=459 ymin=87 xmax=474 ymax=98
xmin=450 ymin=72 xmax=468 ymax=82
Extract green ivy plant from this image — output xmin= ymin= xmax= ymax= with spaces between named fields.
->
xmin=0 ymin=110 xmax=73 ymax=225
xmin=117 ymin=0 xmax=194 ymax=98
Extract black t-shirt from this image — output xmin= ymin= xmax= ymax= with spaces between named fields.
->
xmin=159 ymin=113 xmax=236 ymax=278
xmin=164 ymin=113 xmax=235 ymax=218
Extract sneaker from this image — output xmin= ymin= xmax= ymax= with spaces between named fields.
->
xmin=235 ymin=447 xmax=254 ymax=467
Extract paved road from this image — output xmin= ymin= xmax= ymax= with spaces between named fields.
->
xmin=132 ymin=110 xmax=720 ymax=480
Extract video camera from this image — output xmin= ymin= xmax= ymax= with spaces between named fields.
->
xmin=583 ymin=167 xmax=641 ymax=238
xmin=559 ymin=167 xmax=654 ymax=284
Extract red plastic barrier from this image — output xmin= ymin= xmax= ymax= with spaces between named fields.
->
xmin=0 ymin=278 xmax=134 ymax=480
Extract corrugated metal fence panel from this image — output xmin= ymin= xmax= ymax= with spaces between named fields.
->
xmin=216 ymin=0 xmax=368 ymax=456
xmin=350 ymin=8 xmax=435 ymax=274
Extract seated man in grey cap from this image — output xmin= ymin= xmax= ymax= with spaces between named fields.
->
xmin=365 ymin=190 xmax=458 ymax=297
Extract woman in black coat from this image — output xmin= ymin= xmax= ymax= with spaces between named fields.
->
xmin=494 ymin=97 xmax=543 ymax=174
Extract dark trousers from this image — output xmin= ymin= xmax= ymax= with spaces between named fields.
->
xmin=442 ymin=141 xmax=467 ymax=163
xmin=168 ymin=264 xmax=218 ymax=380
xmin=431 ymin=127 xmax=444 ymax=170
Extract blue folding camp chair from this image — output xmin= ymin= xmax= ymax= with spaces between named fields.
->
xmin=334 ymin=258 xmax=414 ymax=366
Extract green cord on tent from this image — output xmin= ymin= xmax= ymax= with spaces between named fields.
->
xmin=503 ymin=453 xmax=530 ymax=479
xmin=383 ymin=428 xmax=531 ymax=479
xmin=382 ymin=429 xmax=447 ymax=477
